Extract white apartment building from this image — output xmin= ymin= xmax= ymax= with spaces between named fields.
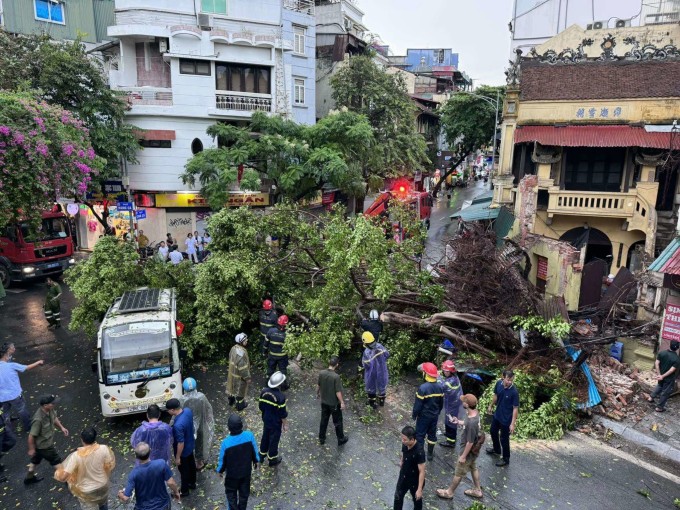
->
xmin=97 ymin=0 xmax=314 ymax=244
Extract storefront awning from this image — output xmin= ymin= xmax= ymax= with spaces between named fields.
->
xmin=648 ymin=237 xmax=680 ymax=275
xmin=514 ymin=125 xmax=670 ymax=149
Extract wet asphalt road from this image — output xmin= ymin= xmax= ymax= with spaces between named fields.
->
xmin=1 ymin=218 xmax=679 ymax=509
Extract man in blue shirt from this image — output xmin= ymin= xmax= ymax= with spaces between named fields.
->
xmin=118 ymin=442 xmax=180 ymax=509
xmin=217 ymin=414 xmax=259 ymax=510
xmin=486 ymin=369 xmax=520 ymax=467
xmin=0 ymin=342 xmax=44 ymax=432
xmin=166 ymin=398 xmax=196 ymax=497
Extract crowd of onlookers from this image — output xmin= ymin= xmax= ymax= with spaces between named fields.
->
xmin=153 ymin=231 xmax=212 ymax=265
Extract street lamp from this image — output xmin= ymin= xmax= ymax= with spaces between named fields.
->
xmin=452 ymin=90 xmax=501 ymax=176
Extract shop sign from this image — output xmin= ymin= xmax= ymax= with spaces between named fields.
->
xmin=322 ymin=191 xmax=336 ymax=205
xmin=136 ymin=210 xmax=147 ymax=220
xmin=228 ymin=193 xmax=270 ymax=207
xmin=661 ymin=300 xmax=680 ymax=342
xmin=66 ymin=203 xmax=79 ymax=215
xmin=537 ymin=256 xmax=548 ymax=281
xmin=575 ymin=106 xmax=623 ymax=119
xmin=156 ymin=192 xmax=270 ymax=208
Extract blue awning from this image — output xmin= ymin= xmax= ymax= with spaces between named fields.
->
xmin=451 ymin=200 xmax=500 ymax=222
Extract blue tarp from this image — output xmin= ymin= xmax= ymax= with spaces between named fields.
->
xmin=565 ymin=343 xmax=602 ymax=409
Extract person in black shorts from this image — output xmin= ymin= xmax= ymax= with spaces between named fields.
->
xmin=24 ymin=394 xmax=69 ymax=484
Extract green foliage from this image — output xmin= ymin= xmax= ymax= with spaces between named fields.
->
xmin=182 ymin=110 xmax=372 ymax=209
xmin=65 ymin=236 xmax=143 ymax=337
xmin=66 ymin=239 xmax=199 ymax=347
xmin=465 ymin=503 xmax=497 ymax=510
xmin=385 ymin=330 xmax=437 ymax=375
xmin=0 ymin=92 xmax=105 ymax=227
xmin=186 ymin=204 xmax=441 ymax=360
xmin=330 ymin=54 xmax=430 ymax=178
xmin=673 ymin=497 xmax=680 ymax=508
xmin=512 ymin=314 xmax=571 ymax=341
xmin=0 ymin=31 xmax=139 ymax=179
xmin=478 ymin=368 xmax=576 ymax=440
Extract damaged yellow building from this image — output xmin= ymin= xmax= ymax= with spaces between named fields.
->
xmin=494 ymin=24 xmax=680 ymax=311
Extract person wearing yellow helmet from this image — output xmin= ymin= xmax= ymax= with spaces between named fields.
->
xmin=413 ymin=362 xmax=444 ymax=461
xmin=361 ymin=331 xmax=390 ymax=409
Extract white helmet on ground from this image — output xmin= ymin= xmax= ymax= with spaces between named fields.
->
xmin=268 ymin=371 xmax=286 ymax=389
xmin=235 ymin=333 xmax=248 ymax=344
xmin=369 ymin=309 xmax=379 ymax=320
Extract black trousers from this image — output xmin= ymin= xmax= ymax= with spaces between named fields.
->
xmin=319 ymin=403 xmax=344 ymax=442
xmin=178 ymin=453 xmax=197 ymax=492
xmin=225 ymin=475 xmax=251 ymax=510
xmin=393 ymin=479 xmax=423 ymax=510
xmin=651 ymin=376 xmax=676 ymax=409
xmin=490 ymin=417 xmax=511 ymax=461
xmin=259 ymin=424 xmax=282 ymax=463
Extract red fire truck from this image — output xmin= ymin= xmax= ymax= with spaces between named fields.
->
xmin=364 ymin=179 xmax=433 ymax=231
xmin=0 ymin=211 xmax=76 ymax=288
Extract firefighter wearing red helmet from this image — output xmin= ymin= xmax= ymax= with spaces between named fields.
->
xmin=259 ymin=299 xmax=278 ymax=351
xmin=412 ymin=362 xmax=444 ymax=461
xmin=264 ymin=315 xmax=290 ymax=390
xmin=438 ymin=360 xmax=463 ymax=448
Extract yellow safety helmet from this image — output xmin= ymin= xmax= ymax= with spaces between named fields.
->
xmin=362 ymin=331 xmax=375 ymax=344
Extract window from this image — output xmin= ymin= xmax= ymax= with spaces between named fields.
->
xmin=191 ymin=138 xmax=204 ymax=155
xmin=179 ymin=59 xmax=211 ymax=76
xmin=35 ymin=0 xmax=64 ymax=24
xmin=294 ymin=78 xmax=305 ymax=105
xmin=564 ymin=148 xmax=625 ymax=192
xmin=435 ymin=49 xmax=445 ymax=64
xmin=139 ymin=140 xmax=171 ymax=148
xmin=215 ymin=63 xmax=271 ymax=94
xmin=293 ymin=26 xmax=306 ymax=55
xmin=201 ymin=0 xmax=227 ymax=14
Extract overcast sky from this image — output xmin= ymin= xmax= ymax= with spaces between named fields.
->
xmin=359 ymin=0 xmax=514 ymax=87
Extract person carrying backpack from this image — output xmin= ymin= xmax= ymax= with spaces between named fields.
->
xmin=435 ymin=394 xmax=483 ymax=501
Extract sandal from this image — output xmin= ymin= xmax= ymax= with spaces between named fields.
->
xmin=436 ymin=488 xmax=454 ymax=500
xmin=647 ymin=397 xmax=655 ymax=403
xmin=465 ymin=488 xmax=484 ymax=499
xmin=655 ymin=407 xmax=666 ymax=412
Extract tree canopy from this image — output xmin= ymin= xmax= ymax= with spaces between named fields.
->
xmin=0 ymin=92 xmax=104 ymax=226
xmin=435 ymin=85 xmax=506 ymax=195
xmin=0 ymin=31 xmax=139 ymax=229
xmin=181 ymin=110 xmax=374 ymax=210
xmin=330 ymin=54 xmax=430 ymax=188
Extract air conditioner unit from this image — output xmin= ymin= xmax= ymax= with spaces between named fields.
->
xmin=197 ymin=13 xmax=213 ymax=30
xmin=592 ymin=20 xmax=605 ymax=29
xmin=158 ymin=38 xmax=168 ymax=53
xmin=343 ymin=18 xmax=353 ymax=31
xmin=615 ymin=18 xmax=631 ymax=28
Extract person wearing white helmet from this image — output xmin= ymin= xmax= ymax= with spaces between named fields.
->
xmin=258 ymin=371 xmax=288 ymax=467
xmin=359 ymin=309 xmax=383 ymax=343
xmin=180 ymin=377 xmax=214 ymax=471
xmin=227 ymin=333 xmax=251 ymax=412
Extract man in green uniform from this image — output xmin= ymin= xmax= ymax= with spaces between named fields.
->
xmin=648 ymin=340 xmax=680 ymax=412
xmin=25 ymin=394 xmax=69 ymax=484
xmin=44 ymin=278 xmax=62 ymax=329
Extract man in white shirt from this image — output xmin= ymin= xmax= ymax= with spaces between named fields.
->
xmin=169 ymin=249 xmax=184 ymax=265
xmin=157 ymin=241 xmax=169 ymax=262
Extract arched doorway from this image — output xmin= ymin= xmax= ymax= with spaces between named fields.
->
xmin=559 ymin=227 xmax=613 ymax=266
xmin=626 ymin=240 xmax=646 ymax=272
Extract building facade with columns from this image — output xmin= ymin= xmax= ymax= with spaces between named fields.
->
xmin=493 ymin=23 xmax=680 ymax=310
xmin=85 ymin=0 xmax=308 ymax=247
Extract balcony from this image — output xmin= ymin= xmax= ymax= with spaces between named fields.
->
xmin=283 ymin=0 xmax=315 ymax=14
xmin=214 ymin=92 xmax=272 ymax=113
xmin=119 ymin=87 xmax=173 ymax=106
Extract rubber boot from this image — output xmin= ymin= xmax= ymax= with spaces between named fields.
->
xmin=427 ymin=443 xmax=435 ymax=461
xmin=378 ymin=395 xmax=386 ymax=407
xmin=228 ymin=396 xmax=235 ymax=407
xmin=235 ymin=399 xmax=248 ymax=411
xmin=367 ymin=393 xmax=377 ymax=409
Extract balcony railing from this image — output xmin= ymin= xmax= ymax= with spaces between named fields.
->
xmin=547 ymin=190 xmax=637 ymax=218
xmin=215 ymin=93 xmax=272 ymax=112
xmin=119 ymin=87 xmax=173 ymax=106
xmin=283 ymin=0 xmax=315 ymax=14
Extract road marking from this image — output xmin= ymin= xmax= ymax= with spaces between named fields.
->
xmin=5 ymin=289 xmax=27 ymax=294
xmin=565 ymin=431 xmax=680 ymax=485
